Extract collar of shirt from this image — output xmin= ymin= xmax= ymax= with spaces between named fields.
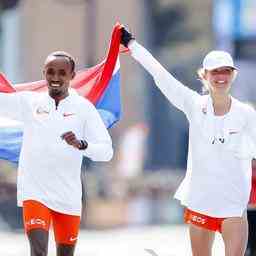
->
xmin=44 ymin=88 xmax=78 ymax=110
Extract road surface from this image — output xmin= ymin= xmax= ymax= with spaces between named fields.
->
xmin=0 ymin=225 xmax=225 ymax=255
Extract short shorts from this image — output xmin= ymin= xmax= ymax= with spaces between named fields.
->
xmin=23 ymin=200 xmax=80 ymax=245
xmin=184 ymin=208 xmax=226 ymax=233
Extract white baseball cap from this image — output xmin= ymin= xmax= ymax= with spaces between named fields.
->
xmin=203 ymin=50 xmax=236 ymax=71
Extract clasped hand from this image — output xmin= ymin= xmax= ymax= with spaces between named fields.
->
xmin=61 ymin=131 xmax=81 ymax=149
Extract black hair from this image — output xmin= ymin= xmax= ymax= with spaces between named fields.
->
xmin=46 ymin=51 xmax=75 ymax=72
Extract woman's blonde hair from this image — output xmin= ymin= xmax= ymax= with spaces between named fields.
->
xmin=197 ymin=68 xmax=209 ymax=94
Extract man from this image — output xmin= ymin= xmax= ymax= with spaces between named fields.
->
xmin=0 ymin=51 xmax=113 ymax=256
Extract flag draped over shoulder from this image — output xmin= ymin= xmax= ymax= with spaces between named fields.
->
xmin=0 ymin=23 xmax=123 ymax=163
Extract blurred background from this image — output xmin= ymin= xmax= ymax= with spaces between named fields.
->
xmin=0 ymin=0 xmax=255 ymax=255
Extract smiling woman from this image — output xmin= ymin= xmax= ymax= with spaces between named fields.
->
xmin=120 ymin=26 xmax=256 ymax=256
xmin=197 ymin=51 xmax=237 ymax=97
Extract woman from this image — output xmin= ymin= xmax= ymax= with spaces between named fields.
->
xmin=120 ymin=27 xmax=256 ymax=256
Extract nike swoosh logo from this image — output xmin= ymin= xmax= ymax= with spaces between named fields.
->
xmin=36 ymin=109 xmax=49 ymax=115
xmin=229 ymin=131 xmax=239 ymax=135
xmin=144 ymin=249 xmax=159 ymax=256
xmin=69 ymin=237 xmax=77 ymax=241
xmin=63 ymin=113 xmax=75 ymax=117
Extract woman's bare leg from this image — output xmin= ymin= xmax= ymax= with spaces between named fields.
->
xmin=189 ymin=224 xmax=215 ymax=256
xmin=221 ymin=212 xmax=248 ymax=256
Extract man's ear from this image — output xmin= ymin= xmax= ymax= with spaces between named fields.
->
xmin=71 ymin=71 xmax=76 ymax=79
xmin=43 ymin=69 xmax=46 ymax=77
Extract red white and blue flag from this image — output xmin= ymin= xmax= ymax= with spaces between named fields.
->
xmin=0 ymin=23 xmax=123 ymax=163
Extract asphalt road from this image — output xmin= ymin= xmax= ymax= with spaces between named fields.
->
xmin=0 ymin=225 xmax=225 ymax=256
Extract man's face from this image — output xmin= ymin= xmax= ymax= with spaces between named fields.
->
xmin=43 ymin=56 xmax=75 ymax=98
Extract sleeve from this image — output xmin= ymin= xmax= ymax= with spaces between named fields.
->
xmin=129 ymin=41 xmax=200 ymax=119
xmin=0 ymin=92 xmax=29 ymax=122
xmin=245 ymin=107 xmax=256 ymax=150
xmin=82 ymin=101 xmax=113 ymax=161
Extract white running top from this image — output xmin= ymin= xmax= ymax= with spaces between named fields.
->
xmin=0 ymin=89 xmax=113 ymax=216
xmin=129 ymin=40 xmax=256 ymax=217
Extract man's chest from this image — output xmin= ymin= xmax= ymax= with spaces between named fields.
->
xmin=27 ymin=101 xmax=85 ymax=137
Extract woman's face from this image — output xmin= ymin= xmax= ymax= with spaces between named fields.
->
xmin=204 ymin=67 xmax=235 ymax=95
